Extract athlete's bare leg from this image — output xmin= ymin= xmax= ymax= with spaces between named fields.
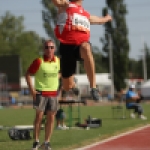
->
xmin=61 ymin=42 xmax=99 ymax=101
xmin=62 ymin=75 xmax=76 ymax=91
xmin=80 ymin=42 xmax=96 ymax=88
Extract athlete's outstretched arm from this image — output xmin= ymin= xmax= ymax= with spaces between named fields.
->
xmin=89 ymin=14 xmax=112 ymax=25
xmin=51 ymin=0 xmax=69 ymax=7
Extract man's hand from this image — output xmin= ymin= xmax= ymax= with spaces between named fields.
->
xmin=132 ymin=95 xmax=140 ymax=101
xmin=31 ymin=90 xmax=39 ymax=101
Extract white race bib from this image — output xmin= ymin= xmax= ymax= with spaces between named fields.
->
xmin=72 ymin=13 xmax=90 ymax=32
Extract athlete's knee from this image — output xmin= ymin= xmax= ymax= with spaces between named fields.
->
xmin=81 ymin=42 xmax=91 ymax=51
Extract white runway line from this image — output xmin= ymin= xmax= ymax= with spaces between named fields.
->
xmin=75 ymin=124 xmax=150 ymax=150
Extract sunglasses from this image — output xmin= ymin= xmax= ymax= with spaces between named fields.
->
xmin=45 ymin=45 xmax=55 ymax=49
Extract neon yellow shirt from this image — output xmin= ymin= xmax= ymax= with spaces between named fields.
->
xmin=35 ymin=57 xmax=60 ymax=91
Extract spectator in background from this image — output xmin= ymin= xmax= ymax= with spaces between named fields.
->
xmin=107 ymin=93 xmax=112 ymax=101
xmin=24 ymin=88 xmax=30 ymax=95
xmin=9 ymin=95 xmax=16 ymax=105
xmin=125 ymin=84 xmax=147 ymax=120
xmin=55 ymin=108 xmax=69 ymax=130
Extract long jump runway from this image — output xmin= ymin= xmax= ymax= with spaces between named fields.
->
xmin=76 ymin=124 xmax=150 ymax=150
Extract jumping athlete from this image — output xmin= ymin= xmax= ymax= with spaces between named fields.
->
xmin=52 ymin=0 xmax=112 ymax=101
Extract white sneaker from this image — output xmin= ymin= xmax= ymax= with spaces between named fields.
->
xmin=56 ymin=125 xmax=63 ymax=130
xmin=139 ymin=115 xmax=147 ymax=120
xmin=130 ymin=113 xmax=136 ymax=119
xmin=62 ymin=125 xmax=69 ymax=130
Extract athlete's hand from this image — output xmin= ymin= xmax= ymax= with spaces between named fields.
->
xmin=105 ymin=14 xmax=112 ymax=22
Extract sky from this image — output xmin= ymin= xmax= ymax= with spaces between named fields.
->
xmin=0 ymin=0 xmax=150 ymax=60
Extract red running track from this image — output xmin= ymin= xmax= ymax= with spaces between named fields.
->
xmin=76 ymin=125 xmax=150 ymax=150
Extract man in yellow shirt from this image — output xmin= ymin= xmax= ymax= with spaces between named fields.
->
xmin=25 ymin=40 xmax=60 ymax=150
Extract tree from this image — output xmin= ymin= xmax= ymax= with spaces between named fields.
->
xmin=0 ymin=12 xmax=42 ymax=75
xmin=128 ymin=58 xmax=139 ymax=78
xmin=13 ymin=31 xmax=43 ymax=75
xmin=137 ymin=44 xmax=150 ymax=79
xmin=101 ymin=0 xmax=130 ymax=91
xmin=144 ymin=44 xmax=150 ymax=79
xmin=79 ymin=46 xmax=107 ymax=73
xmin=0 ymin=12 xmax=24 ymax=55
xmin=124 ymin=44 xmax=150 ymax=80
xmin=92 ymin=46 xmax=108 ymax=73
xmin=41 ymin=0 xmax=59 ymax=52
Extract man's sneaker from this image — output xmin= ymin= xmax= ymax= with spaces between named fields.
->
xmin=40 ymin=142 xmax=51 ymax=150
xmin=32 ymin=141 xmax=40 ymax=150
xmin=139 ymin=115 xmax=147 ymax=120
xmin=130 ymin=113 xmax=136 ymax=119
xmin=90 ymin=88 xmax=100 ymax=101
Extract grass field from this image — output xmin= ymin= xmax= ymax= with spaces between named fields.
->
xmin=0 ymin=102 xmax=150 ymax=150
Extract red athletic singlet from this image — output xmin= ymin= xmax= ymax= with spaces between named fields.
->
xmin=55 ymin=2 xmax=90 ymax=45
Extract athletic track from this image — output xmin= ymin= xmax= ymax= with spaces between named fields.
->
xmin=76 ymin=124 xmax=150 ymax=150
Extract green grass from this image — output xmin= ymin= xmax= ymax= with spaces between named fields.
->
xmin=0 ymin=103 xmax=150 ymax=150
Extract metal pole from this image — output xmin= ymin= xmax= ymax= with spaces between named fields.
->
xmin=76 ymin=61 xmax=80 ymax=74
xmin=141 ymin=37 xmax=147 ymax=82
xmin=109 ymin=35 xmax=114 ymax=99
xmin=143 ymin=50 xmax=147 ymax=82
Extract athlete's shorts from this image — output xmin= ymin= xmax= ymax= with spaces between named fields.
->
xmin=33 ymin=94 xmax=58 ymax=113
xmin=59 ymin=42 xmax=83 ymax=78
xmin=59 ymin=42 xmax=92 ymax=78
